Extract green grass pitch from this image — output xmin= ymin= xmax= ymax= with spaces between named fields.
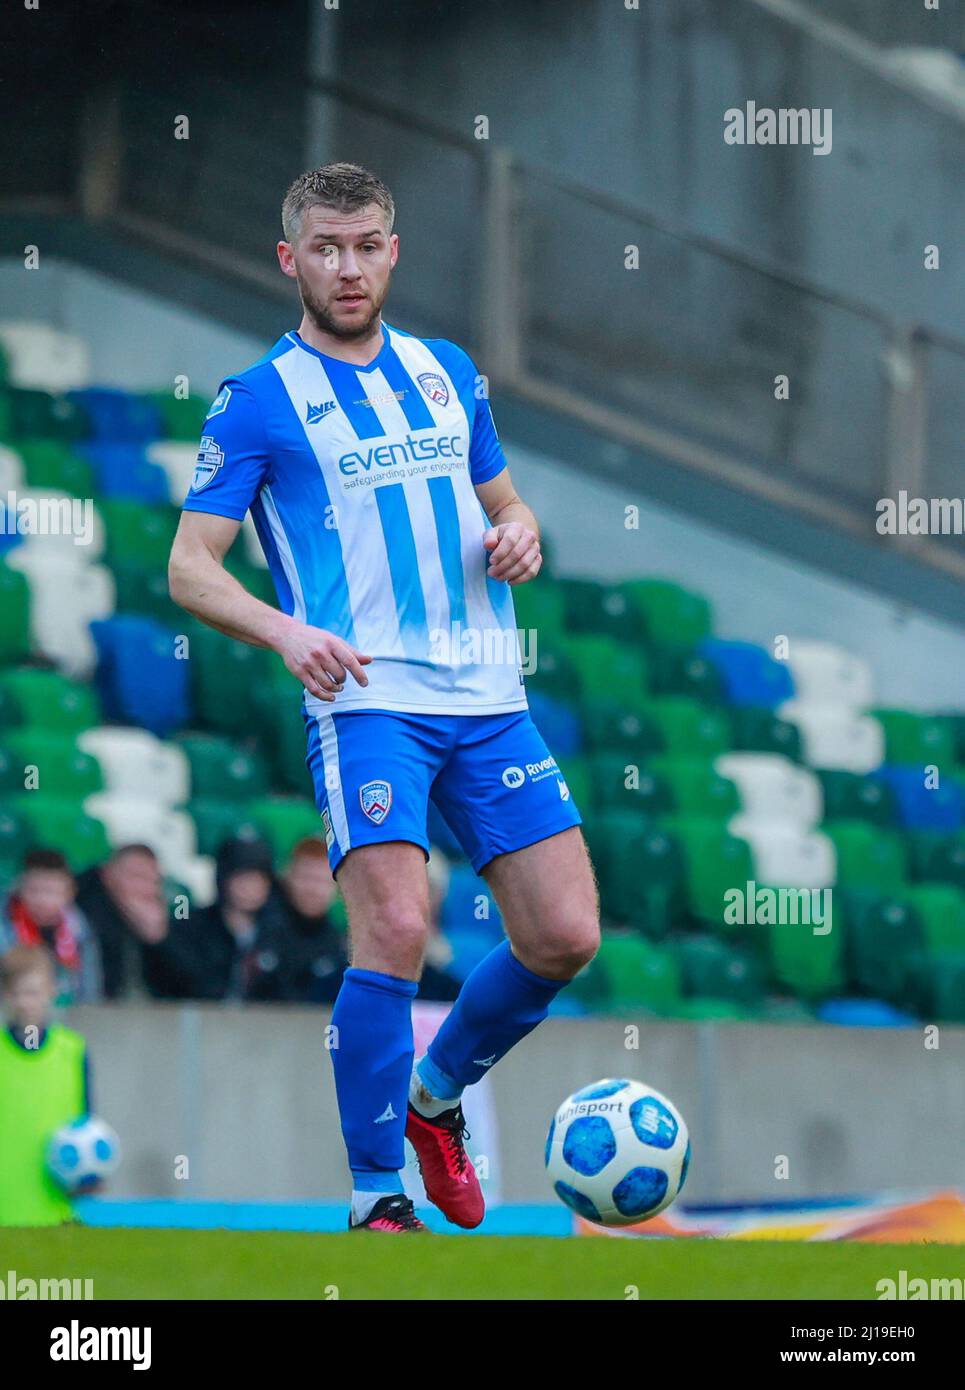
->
xmin=1 ymin=1226 xmax=961 ymax=1299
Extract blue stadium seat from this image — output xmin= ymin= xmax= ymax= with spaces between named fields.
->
xmin=815 ymin=998 xmax=917 ymax=1027
xmin=527 ymin=689 xmax=583 ymax=757
xmin=878 ymin=766 xmax=964 ymax=832
xmin=444 ymin=927 xmax=499 ymax=981
xmin=90 ymin=616 xmax=191 ymax=736
xmin=67 ymin=388 xmax=164 ymax=444
xmin=440 ymin=864 xmax=502 ymax=937
xmin=80 ymin=444 xmax=170 ymax=503
xmin=698 ymin=638 xmax=795 ymax=708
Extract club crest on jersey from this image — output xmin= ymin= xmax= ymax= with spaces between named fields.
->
xmin=359 ymin=780 xmax=392 ymax=825
xmin=417 ymin=372 xmax=449 ymax=406
xmin=205 ymin=385 xmax=232 ymax=420
xmin=191 ymin=436 xmax=225 ymax=491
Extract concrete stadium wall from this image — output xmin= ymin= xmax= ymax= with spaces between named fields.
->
xmin=68 ymin=1003 xmax=965 ymax=1206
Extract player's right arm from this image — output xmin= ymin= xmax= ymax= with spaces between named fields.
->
xmin=168 ymin=378 xmax=369 ymax=701
xmin=169 ymin=512 xmax=370 ymax=700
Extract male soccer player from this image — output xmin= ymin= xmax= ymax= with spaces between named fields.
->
xmin=169 ymin=163 xmax=600 ymax=1232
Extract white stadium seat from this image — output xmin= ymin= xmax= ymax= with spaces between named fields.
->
xmin=77 ymin=727 xmax=190 ymax=806
xmin=785 ymin=640 xmax=874 ymax=709
xmin=4 ymin=553 xmax=115 ymax=677
xmin=0 ymin=445 xmax=24 ymax=492
xmin=714 ymin=752 xmax=823 ymax=829
xmin=0 ymin=321 xmax=91 ymax=393
xmin=778 ymin=701 xmax=885 ymax=773
xmin=146 ymin=441 xmax=197 ymax=505
xmin=82 ymin=795 xmax=197 ymax=877
xmin=0 ymin=488 xmax=106 ymax=560
xmin=729 ymin=821 xmax=836 ymax=888
xmin=172 ymin=855 xmax=217 ymax=909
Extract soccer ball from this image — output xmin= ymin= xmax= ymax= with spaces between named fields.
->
xmin=545 ymin=1078 xmax=690 ymax=1226
xmin=47 ymin=1116 xmax=121 ymax=1194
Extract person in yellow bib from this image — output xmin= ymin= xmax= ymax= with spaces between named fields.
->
xmin=0 ymin=944 xmax=93 ymax=1227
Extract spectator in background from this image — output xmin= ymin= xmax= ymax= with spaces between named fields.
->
xmin=0 ymin=944 xmax=94 ymax=1227
xmin=75 ymin=844 xmax=174 ymax=1000
xmin=0 ymin=850 xmax=102 ymax=1006
xmin=275 ymin=837 xmax=347 ymax=1003
xmin=158 ymin=836 xmax=290 ymax=1002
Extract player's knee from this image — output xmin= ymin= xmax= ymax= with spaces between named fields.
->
xmin=363 ymin=904 xmax=429 ymax=968
xmin=536 ymin=914 xmax=600 ymax=980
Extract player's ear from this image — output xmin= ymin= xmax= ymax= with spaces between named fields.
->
xmin=277 ymin=241 xmax=297 ymax=278
xmin=389 ymin=233 xmax=400 ymax=268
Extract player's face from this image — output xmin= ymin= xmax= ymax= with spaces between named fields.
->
xmin=281 ymin=203 xmax=398 ymax=340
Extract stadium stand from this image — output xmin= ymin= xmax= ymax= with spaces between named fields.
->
xmin=1 ymin=319 xmax=965 ymax=1022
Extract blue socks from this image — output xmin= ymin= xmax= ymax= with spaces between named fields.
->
xmin=420 ymin=940 xmax=567 ymax=1098
xmin=330 ymin=967 xmax=418 ymax=1194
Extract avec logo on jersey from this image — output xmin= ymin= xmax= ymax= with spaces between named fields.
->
xmin=338 ymin=432 xmax=464 ymax=478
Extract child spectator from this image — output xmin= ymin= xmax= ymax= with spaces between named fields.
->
xmin=0 ymin=944 xmax=94 ymax=1227
xmin=0 ymin=849 xmax=102 ymax=1006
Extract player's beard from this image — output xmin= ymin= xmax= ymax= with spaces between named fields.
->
xmin=297 ymin=270 xmax=388 ymax=341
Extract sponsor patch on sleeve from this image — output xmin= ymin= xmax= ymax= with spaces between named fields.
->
xmin=205 ymin=385 xmax=232 ymax=420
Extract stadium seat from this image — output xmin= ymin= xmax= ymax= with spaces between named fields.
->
xmin=665 ymin=816 xmax=753 ymax=927
xmin=816 ymin=769 xmax=896 ymax=827
xmin=146 ymin=440 xmax=199 ymax=505
xmin=583 ymin=812 xmax=684 ymax=936
xmin=109 ymin=559 xmax=181 ymax=625
xmin=650 ymin=755 xmax=740 ymax=819
xmin=17 ymin=440 xmax=94 ymax=498
xmin=0 ymin=323 xmax=91 ymax=392
xmin=66 ymin=388 xmax=163 ymax=443
xmin=7 ymin=387 xmax=89 ymax=442
xmin=594 ymin=933 xmax=682 ymax=1013
xmin=767 ymin=900 xmax=844 ymax=1000
xmin=15 ymin=795 xmax=111 ymax=871
xmin=246 ymin=797 xmax=324 ymax=863
xmin=186 ymin=799 xmax=261 ymax=858
xmin=1 ymin=487 xmax=106 ymax=559
xmin=9 ymin=554 xmax=115 ymax=677
xmin=871 ymin=709 xmax=956 ymax=767
xmin=728 ymin=706 xmax=803 ymax=761
xmin=905 ymin=951 xmax=965 ymax=1024
xmin=98 ymin=499 xmax=179 ymax=569
xmin=176 ymin=733 xmax=269 ymax=803
xmin=673 ymin=934 xmax=766 ymax=1007
xmin=0 ymin=668 xmax=100 ymax=733
xmin=520 ymin=636 xmax=579 ymax=705
xmin=526 ymin=690 xmax=583 ymax=759
xmin=698 ymin=639 xmax=795 ymax=708
xmin=784 ymin=640 xmax=874 ymax=708
xmin=877 ymin=766 xmax=964 ymax=832
xmin=730 ymin=824 xmax=835 ymax=890
xmin=554 ymin=755 xmax=592 ymax=813
xmin=906 ymin=831 xmax=965 ymax=890
xmin=900 ymin=884 xmax=965 ymax=954
xmin=579 ymin=700 xmax=662 ymax=760
xmin=83 ymin=793 xmax=197 ymax=877
xmin=0 ymin=444 xmax=24 ymax=492
xmin=0 ymin=731 xmax=103 ymax=799
xmin=642 ymin=698 xmax=731 ymax=758
xmin=647 ymin=642 xmax=724 ymax=702
xmin=824 ymin=820 xmax=909 ymax=892
xmin=80 ymin=443 xmax=170 ymax=503
xmin=77 ymin=727 xmax=190 ymax=804
xmin=147 ymin=391 xmax=210 ymax=441
xmin=621 ymin=579 xmax=712 ymax=646
xmin=510 ymin=579 xmax=568 ymax=646
xmin=0 ymin=564 xmax=31 ymax=663
xmin=585 ymin=752 xmax=672 ymax=815
xmin=563 ymin=634 xmax=649 ymax=718
xmin=778 ymin=702 xmax=885 ymax=772
xmin=190 ymin=623 xmax=277 ymax=737
xmin=714 ymin=752 xmax=822 ymax=828
xmin=90 ymin=616 xmax=191 ymax=736
xmin=840 ymin=888 xmax=922 ymax=1001
xmin=557 ymin=577 xmax=643 ymax=641
xmin=440 ymin=864 xmax=502 ymax=937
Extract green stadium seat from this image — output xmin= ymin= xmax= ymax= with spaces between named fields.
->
xmin=906 ymin=950 xmax=965 ymax=1024
xmin=648 ymin=642 xmax=724 ymax=702
xmin=187 ymin=799 xmax=261 ymax=858
xmin=728 ymin=707 xmax=803 ymax=760
xmin=557 ymin=577 xmax=644 ymax=641
xmin=666 ymin=816 xmax=753 ymax=927
xmin=594 ymin=932 xmax=682 ymax=1012
xmin=651 ymin=755 xmax=740 ymax=818
xmin=562 ymin=634 xmax=649 ymax=718
xmin=176 ymin=733 xmax=269 ymax=803
xmin=583 ymin=812 xmax=685 ymax=937
xmin=246 ymin=797 xmax=324 ymax=864
xmin=621 ymin=579 xmax=713 ymax=646
xmin=0 ymin=803 xmax=28 ymax=862
xmin=147 ymin=391 xmax=210 ymax=441
xmin=109 ymin=560 xmax=181 ymax=625
xmin=673 ymin=998 xmax=753 ymax=1021
xmin=816 ymin=769 xmax=896 ymax=827
xmin=767 ymin=900 xmax=845 ymax=1000
xmin=901 ymin=884 xmax=965 ymax=954
xmin=840 ymin=888 xmax=922 ymax=1002
xmin=13 ymin=796 xmax=111 ymax=872
xmin=871 ymin=709 xmax=956 ymax=767
xmin=521 ymin=636 xmax=579 ymax=704
xmin=579 ymin=699 xmax=662 ymax=760
xmin=0 ymin=732 xmax=102 ymax=798
xmin=554 ymin=755 xmax=593 ymax=813
xmin=222 ymin=552 xmax=278 ymax=608
xmin=7 ymin=388 xmax=89 ymax=442
xmin=585 ymin=752 xmax=672 ymax=815
xmin=0 ymin=669 xmax=100 ymax=733
xmin=510 ymin=580 xmax=567 ymax=647
xmin=673 ymin=934 xmax=766 ymax=1007
xmin=99 ymin=499 xmax=179 ymax=569
xmin=643 ymin=698 xmax=732 ymax=758
xmin=906 ymin=831 xmax=965 ymax=890
xmin=824 ymin=820 xmax=908 ymax=892
xmin=17 ymin=440 xmax=94 ymax=498
xmin=189 ymin=623 xmax=277 ymax=737
xmin=0 ymin=565 xmax=31 ymax=664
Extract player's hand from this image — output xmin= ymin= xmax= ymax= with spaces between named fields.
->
xmin=482 ymin=522 xmax=542 ymax=586
xmin=277 ymin=622 xmax=372 ymax=701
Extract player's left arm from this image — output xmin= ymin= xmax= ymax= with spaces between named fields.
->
xmin=475 ymin=468 xmax=542 ymax=586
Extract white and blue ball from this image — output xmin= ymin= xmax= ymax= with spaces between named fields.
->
xmin=47 ymin=1116 xmax=121 ymax=1193
xmin=545 ymin=1079 xmax=690 ymax=1226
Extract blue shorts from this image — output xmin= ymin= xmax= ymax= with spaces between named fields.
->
xmin=303 ymin=706 xmax=582 ymax=875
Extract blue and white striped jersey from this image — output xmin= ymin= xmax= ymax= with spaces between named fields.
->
xmin=182 ymin=325 xmax=527 ymax=715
